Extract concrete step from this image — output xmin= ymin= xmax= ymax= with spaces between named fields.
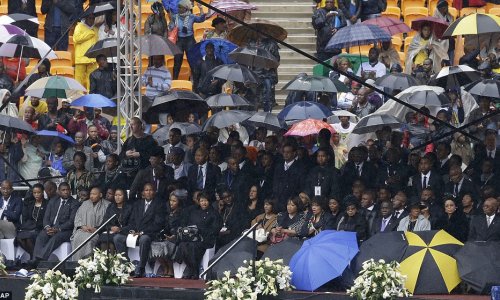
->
xmin=284 ymin=34 xmax=317 ymax=44
xmin=278 ymin=71 xmax=315 ymax=81
xmin=285 ymin=27 xmax=317 ymax=35
xmin=257 ymin=18 xmax=313 ymax=29
xmin=278 ymin=64 xmax=316 ymax=73
xmin=253 ymin=11 xmax=313 ymax=19
xmin=251 ymin=3 xmax=315 ymax=13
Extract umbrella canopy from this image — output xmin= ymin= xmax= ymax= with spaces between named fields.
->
xmin=36 ymin=130 xmax=75 ymax=144
xmin=152 ymin=125 xmax=170 ymax=145
xmin=140 ymin=34 xmax=182 ymax=56
xmin=352 ymin=114 xmax=402 ymax=134
xmin=85 ymin=38 xmax=117 ymax=58
xmin=464 ymin=79 xmax=500 ymax=98
xmin=431 ymin=65 xmax=481 ymax=89
xmin=411 ymin=16 xmax=449 ymax=39
xmin=82 ymin=3 xmax=115 ymax=17
xmin=0 ymin=24 xmax=25 ymax=43
xmin=353 ymin=231 xmax=408 ymax=274
xmin=361 ymin=17 xmax=411 ymax=36
xmin=186 ymin=38 xmax=237 ymax=66
xmin=284 ymin=119 xmax=334 ymax=137
xmin=375 ymin=73 xmax=422 ymax=91
xmin=400 ymin=230 xmax=463 ymax=294
xmin=206 ymin=237 xmax=257 ymax=280
xmin=244 ymin=111 xmax=284 ymax=131
xmin=202 ymin=110 xmax=253 ymax=130
xmin=0 ymin=13 xmax=39 ymax=25
xmin=455 ymin=241 xmax=500 ymax=293
xmin=71 ymin=94 xmax=116 ymax=108
xmin=282 ymin=75 xmax=348 ymax=93
xmin=207 ymin=64 xmax=260 ymax=84
xmin=229 ymin=46 xmax=279 ymax=69
xmin=443 ymin=13 xmax=500 ymax=37
xmin=207 ymin=0 xmax=257 ymax=18
xmin=227 ymin=19 xmax=288 ymax=46
xmin=326 ymin=23 xmax=391 ymax=50
xmin=0 ymin=34 xmax=57 ymax=59
xmin=25 ymin=75 xmax=87 ymax=98
xmin=290 ymin=230 xmax=359 ymax=291
xmin=262 ymin=239 xmax=303 ymax=265
xmin=152 ymin=90 xmax=208 ymax=115
xmin=169 ymin=122 xmax=202 ymax=135
xmin=278 ymin=101 xmax=333 ymax=125
xmin=397 ymin=85 xmax=448 ymax=107
xmin=205 ymin=93 xmax=250 ymax=108
xmin=326 ymin=110 xmax=359 ymax=123
xmin=0 ymin=114 xmax=35 ymax=133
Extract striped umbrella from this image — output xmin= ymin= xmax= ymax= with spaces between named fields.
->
xmin=442 ymin=13 xmax=500 ymax=37
xmin=326 ymin=23 xmax=391 ymax=50
xmin=208 ymin=0 xmax=257 ymax=18
xmin=0 ymin=13 xmax=39 ymax=25
xmin=284 ymin=119 xmax=335 ymax=137
xmin=25 ymin=76 xmax=87 ymax=98
xmin=0 ymin=24 xmax=25 ymax=43
xmin=0 ymin=34 xmax=57 ymax=59
xmin=362 ymin=17 xmax=411 ymax=36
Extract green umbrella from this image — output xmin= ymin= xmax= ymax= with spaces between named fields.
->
xmin=25 ymin=75 xmax=86 ymax=98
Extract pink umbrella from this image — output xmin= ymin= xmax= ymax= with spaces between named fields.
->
xmin=284 ymin=119 xmax=336 ymax=137
xmin=411 ymin=16 xmax=449 ymax=39
xmin=362 ymin=17 xmax=411 ymax=36
xmin=208 ymin=0 xmax=257 ymax=18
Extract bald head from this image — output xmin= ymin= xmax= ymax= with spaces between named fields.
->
xmin=483 ymin=198 xmax=498 ymax=216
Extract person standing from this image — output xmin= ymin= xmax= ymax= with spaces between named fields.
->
xmin=74 ymin=13 xmax=99 ymax=90
xmin=359 ymin=0 xmax=386 ymax=21
xmin=90 ymin=54 xmax=117 ymax=99
xmin=41 ymin=0 xmax=74 ymax=50
xmin=312 ymin=0 xmax=346 ymax=62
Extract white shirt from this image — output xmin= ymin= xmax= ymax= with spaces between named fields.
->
xmin=0 ymin=196 xmax=10 ymax=220
xmin=355 ymin=162 xmax=364 ymax=176
xmin=487 ymin=148 xmax=496 ymax=159
xmin=284 ymin=158 xmax=296 ymax=171
xmin=421 ymin=171 xmax=431 ymax=188
xmin=356 ymin=61 xmax=387 ymax=78
xmin=487 ymin=214 xmax=495 ymax=226
xmin=173 ymin=162 xmax=185 ymax=180
xmin=199 ymin=162 xmax=208 ymax=187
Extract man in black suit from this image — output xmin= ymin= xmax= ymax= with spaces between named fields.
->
xmin=188 ymin=147 xmax=221 ymax=201
xmin=305 ymin=148 xmax=341 ymax=200
xmin=0 ymin=180 xmax=22 ymax=239
xmin=273 ymin=143 xmax=305 ymax=212
xmin=114 ymin=183 xmax=165 ymax=277
xmin=468 ymin=197 xmax=500 ymax=241
xmin=410 ymin=156 xmax=444 ymax=204
xmin=360 ymin=190 xmax=378 ymax=234
xmin=376 ymin=148 xmax=411 ymax=194
xmin=484 ymin=131 xmax=500 ymax=170
xmin=445 ymin=166 xmax=480 ymax=204
xmin=129 ymin=146 xmax=174 ymax=202
xmin=342 ymin=146 xmax=378 ymax=195
xmin=419 ymin=187 xmax=444 ymax=229
xmin=219 ymin=157 xmax=254 ymax=207
xmin=33 ymin=182 xmax=80 ymax=261
xmin=472 ymin=158 xmax=499 ymax=192
xmin=392 ymin=190 xmax=409 ymax=222
xmin=436 ymin=142 xmax=451 ymax=177
xmin=232 ymin=145 xmax=257 ymax=179
xmin=370 ymin=200 xmax=399 ymax=237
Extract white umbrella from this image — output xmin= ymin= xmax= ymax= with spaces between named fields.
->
xmin=397 ymin=85 xmax=448 ymax=108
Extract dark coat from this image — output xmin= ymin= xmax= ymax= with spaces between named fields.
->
xmin=376 ymin=162 xmax=411 ymax=193
xmin=183 ymin=206 xmax=221 ymax=249
xmin=219 ymin=169 xmax=254 ymax=208
xmin=410 ymin=172 xmax=444 ymax=204
xmin=101 ymin=203 xmax=133 ymax=230
xmin=129 ymin=164 xmax=175 ymax=202
xmin=0 ymin=195 xmax=22 ymax=225
xmin=272 ymin=159 xmax=305 ymax=211
xmin=370 ymin=215 xmax=399 ymax=237
xmin=42 ymin=197 xmax=80 ymax=232
xmin=187 ymin=163 xmax=221 ymax=200
xmin=312 ymin=7 xmax=347 ymax=51
xmin=307 ymin=211 xmax=336 ymax=237
xmin=444 ymin=178 xmax=480 ymax=206
xmin=305 ymin=165 xmax=342 ymax=199
xmin=89 ymin=68 xmax=117 ymax=99
xmin=338 ymin=0 xmax=361 ymax=19
xmin=336 ymin=213 xmax=368 ymax=243
xmin=41 ymin=0 xmax=75 ymax=33
xmin=121 ymin=199 xmax=166 ymax=237
xmin=18 ymin=198 xmax=48 ymax=232
xmin=342 ymin=161 xmax=378 ymax=191
xmin=119 ymin=134 xmax=158 ymax=170
xmin=435 ymin=212 xmax=469 ymax=243
xmin=468 ymin=213 xmax=500 ymax=242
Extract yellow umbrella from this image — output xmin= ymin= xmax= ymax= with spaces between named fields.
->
xmin=443 ymin=13 xmax=500 ymax=37
xmin=400 ymin=230 xmax=463 ymax=294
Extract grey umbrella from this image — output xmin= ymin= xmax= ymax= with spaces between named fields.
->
xmin=170 ymin=122 xmax=201 ymax=135
xmin=202 ymin=110 xmax=253 ymax=130
xmin=375 ymin=73 xmax=422 ymax=90
xmin=85 ymin=38 xmax=117 ymax=58
xmin=352 ymin=114 xmax=402 ymax=134
xmin=140 ymin=34 xmax=182 ymax=56
xmin=207 ymin=237 xmax=257 ymax=280
xmin=0 ymin=114 xmax=35 ymax=134
xmin=205 ymin=93 xmax=251 ymax=108
xmin=465 ymin=79 xmax=500 ymax=99
xmin=229 ymin=46 xmax=280 ymax=69
xmin=244 ymin=111 xmax=284 ymax=131
xmin=282 ymin=75 xmax=348 ymax=93
xmin=431 ymin=65 xmax=481 ymax=89
xmin=262 ymin=239 xmax=303 ymax=265
xmin=207 ymin=64 xmax=260 ymax=84
xmin=397 ymin=85 xmax=449 ymax=108
xmin=152 ymin=125 xmax=170 ymax=146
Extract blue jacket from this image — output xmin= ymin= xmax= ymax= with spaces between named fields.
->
xmin=170 ymin=13 xmax=206 ymax=37
xmin=0 ymin=196 xmax=22 ymax=225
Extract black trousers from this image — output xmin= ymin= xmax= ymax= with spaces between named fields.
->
xmin=173 ymin=36 xmax=196 ymax=79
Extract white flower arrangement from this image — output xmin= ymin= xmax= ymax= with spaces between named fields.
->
xmin=0 ymin=256 xmax=7 ymax=276
xmin=347 ymin=259 xmax=412 ymax=300
xmin=74 ymin=248 xmax=135 ymax=293
xmin=205 ymin=258 xmax=293 ymax=300
xmin=24 ymin=269 xmax=78 ymax=300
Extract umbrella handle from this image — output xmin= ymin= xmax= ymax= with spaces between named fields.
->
xmin=16 ymin=45 xmax=24 ymax=83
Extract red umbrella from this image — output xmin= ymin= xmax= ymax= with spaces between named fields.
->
xmin=284 ymin=119 xmax=335 ymax=137
xmin=362 ymin=17 xmax=411 ymax=36
xmin=411 ymin=16 xmax=449 ymax=39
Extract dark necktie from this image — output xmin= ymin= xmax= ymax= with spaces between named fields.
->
xmin=454 ymin=183 xmax=459 ymax=196
xmin=422 ymin=176 xmax=427 ymax=189
xmin=197 ymin=166 xmax=204 ymax=189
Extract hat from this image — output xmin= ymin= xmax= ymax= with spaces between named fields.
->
xmin=151 ymin=146 xmax=166 ymax=158
xmin=110 ymin=126 xmax=117 ymax=133
xmin=169 ymin=146 xmax=185 ymax=157
xmin=437 ymin=0 xmax=448 ymax=8
xmin=212 ymin=17 xmax=225 ymax=27
xmin=178 ymin=0 xmax=192 ymax=9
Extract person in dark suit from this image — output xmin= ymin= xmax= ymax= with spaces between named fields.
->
xmin=305 ymin=148 xmax=341 ymax=200
xmin=483 ymin=131 xmax=500 ymax=171
xmin=436 ymin=142 xmax=452 ymax=177
xmin=468 ymin=198 xmax=500 ymax=242
xmin=32 ymin=182 xmax=80 ymax=262
xmin=370 ymin=200 xmax=398 ymax=237
xmin=444 ymin=166 xmax=480 ymax=205
xmin=341 ymin=146 xmax=378 ymax=195
xmin=419 ymin=187 xmax=445 ymax=229
xmin=435 ymin=198 xmax=469 ymax=242
xmin=256 ymin=151 xmax=275 ymax=202
xmin=114 ymin=183 xmax=166 ymax=277
xmin=98 ymin=188 xmax=133 ymax=252
xmin=472 ymin=158 xmax=500 ymax=193
xmin=0 ymin=180 xmax=23 ymax=239
xmin=376 ymin=148 xmax=411 ymax=194
xmin=272 ymin=143 xmax=305 ymax=212
xmin=187 ymin=147 xmax=221 ymax=201
xmin=129 ymin=146 xmax=174 ymax=202
xmin=360 ymin=190 xmax=378 ymax=234
xmin=232 ymin=145 xmax=257 ymax=179
xmin=336 ymin=201 xmax=368 ymax=243
xmin=392 ymin=190 xmax=409 ymax=222
xmin=410 ymin=156 xmax=444 ymax=204
xmin=219 ymin=157 xmax=254 ymax=208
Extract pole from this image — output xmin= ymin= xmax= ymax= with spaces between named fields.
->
xmin=0 ymin=152 xmax=32 ymax=188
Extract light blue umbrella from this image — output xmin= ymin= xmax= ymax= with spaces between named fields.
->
xmin=36 ymin=130 xmax=75 ymax=144
xmin=71 ymin=94 xmax=116 ymax=108
xmin=290 ymin=230 xmax=359 ymax=291
xmin=187 ymin=38 xmax=237 ymax=67
xmin=325 ymin=23 xmax=391 ymax=50
xmin=277 ymin=101 xmax=332 ymax=125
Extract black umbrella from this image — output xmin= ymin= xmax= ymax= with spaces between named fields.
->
xmin=262 ymin=239 xmax=303 ymax=265
xmin=82 ymin=2 xmax=115 ymax=17
xmin=85 ymin=38 xmax=117 ymax=58
xmin=201 ymin=110 xmax=253 ymax=130
xmin=431 ymin=65 xmax=481 ymax=89
xmin=455 ymin=241 xmax=500 ymax=293
xmin=0 ymin=34 xmax=57 ymax=60
xmin=464 ymin=79 xmax=500 ymax=99
xmin=229 ymin=46 xmax=280 ymax=69
xmin=205 ymin=93 xmax=251 ymax=108
xmin=152 ymin=90 xmax=209 ymax=116
xmin=207 ymin=64 xmax=260 ymax=84
xmin=375 ymin=73 xmax=422 ymax=91
xmin=0 ymin=114 xmax=35 ymax=134
xmin=206 ymin=237 xmax=257 ymax=280
xmin=282 ymin=75 xmax=348 ymax=93
xmin=352 ymin=114 xmax=402 ymax=134
xmin=0 ymin=13 xmax=39 ymax=26
xmin=244 ymin=111 xmax=284 ymax=131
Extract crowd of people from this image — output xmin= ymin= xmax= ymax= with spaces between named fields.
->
xmin=0 ymin=0 xmax=499 ymax=289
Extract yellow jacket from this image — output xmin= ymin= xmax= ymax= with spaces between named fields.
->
xmin=73 ymin=22 xmax=99 ymax=65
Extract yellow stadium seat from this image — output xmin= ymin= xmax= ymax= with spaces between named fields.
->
xmin=0 ymin=5 xmax=7 ymax=14
xmin=386 ymin=0 xmax=398 ymax=7
xmin=37 ymin=27 xmax=45 ymax=41
xmin=52 ymin=51 xmax=73 ymax=66
xmin=448 ymin=7 xmax=459 ymax=19
xmin=52 ymin=66 xmax=75 ymax=78
xmin=404 ymin=36 xmax=413 ymax=57
xmin=171 ymin=80 xmax=193 ymax=91
xmin=193 ymin=20 xmax=213 ymax=32
xmin=382 ymin=6 xmax=401 ymax=20
xmin=484 ymin=2 xmax=496 ymax=13
xmin=488 ymin=7 xmax=500 ymax=16
xmin=404 ymin=7 xmax=429 ymax=27
xmin=460 ymin=7 xmax=485 ymax=16
xmin=392 ymin=36 xmax=403 ymax=51
xmin=398 ymin=51 xmax=405 ymax=67
xmin=428 ymin=0 xmax=452 ymax=15
xmin=141 ymin=4 xmax=152 ymax=14
xmin=166 ymin=56 xmax=191 ymax=80
xmin=349 ymin=44 xmax=372 ymax=56
xmin=401 ymin=0 xmax=425 ymax=14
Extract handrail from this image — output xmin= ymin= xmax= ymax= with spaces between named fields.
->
xmin=52 ymin=213 xmax=117 ymax=271
xmin=200 ymin=221 xmax=259 ymax=278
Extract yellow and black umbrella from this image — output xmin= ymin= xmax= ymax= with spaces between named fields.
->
xmin=443 ymin=13 xmax=500 ymax=37
xmin=400 ymin=230 xmax=463 ymax=294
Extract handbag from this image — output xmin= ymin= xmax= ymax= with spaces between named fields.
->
xmin=168 ymin=16 xmax=179 ymax=43
xmin=242 ymin=228 xmax=268 ymax=243
xmin=269 ymin=232 xmax=288 ymax=245
xmin=177 ymin=225 xmax=202 ymax=242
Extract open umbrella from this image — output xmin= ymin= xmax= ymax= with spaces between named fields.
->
xmin=397 ymin=85 xmax=448 ymax=108
xmin=352 ymin=114 xmax=402 ymax=134
xmin=186 ymin=38 xmax=237 ymax=67
xmin=85 ymin=38 xmax=117 ymax=58
xmin=0 ymin=114 xmax=35 ymax=134
xmin=229 ymin=46 xmax=279 ymax=69
xmin=464 ymin=79 xmax=500 ymax=98
xmin=411 ymin=16 xmax=449 ymax=39
xmin=375 ymin=73 xmax=422 ymax=91
xmin=454 ymin=241 xmax=500 ymax=293
xmin=82 ymin=3 xmax=115 ymax=16
xmin=0 ymin=34 xmax=57 ymax=60
xmin=71 ymin=94 xmax=116 ymax=108
xmin=140 ymin=34 xmax=182 ymax=56
xmin=169 ymin=122 xmax=201 ymax=135
xmin=152 ymin=90 xmax=208 ymax=115
xmin=290 ymin=230 xmax=359 ymax=291
xmin=278 ymin=101 xmax=333 ymax=125
xmin=206 ymin=237 xmax=256 ymax=280
xmin=0 ymin=13 xmax=39 ymax=26
xmin=205 ymin=93 xmax=250 ymax=108
xmin=326 ymin=110 xmax=359 ymax=123
xmin=36 ymin=130 xmax=75 ymax=145
xmin=362 ymin=17 xmax=411 ymax=36
xmin=202 ymin=110 xmax=253 ymax=130
xmin=207 ymin=64 xmax=260 ymax=84
xmin=326 ymin=23 xmax=391 ymax=50
xmin=431 ymin=65 xmax=481 ymax=89
xmin=282 ymin=75 xmax=348 ymax=93
xmin=227 ymin=19 xmax=288 ymax=46
xmin=25 ymin=75 xmax=87 ymax=98
xmin=244 ymin=111 xmax=284 ymax=131
xmin=0 ymin=24 xmax=25 ymax=43
xmin=207 ymin=0 xmax=257 ymax=18
xmin=284 ymin=119 xmax=334 ymax=137
xmin=262 ymin=239 xmax=303 ymax=265
xmin=400 ymin=230 xmax=463 ymax=294
xmin=443 ymin=13 xmax=500 ymax=37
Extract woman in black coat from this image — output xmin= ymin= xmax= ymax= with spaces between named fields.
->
xmin=98 ymin=188 xmax=133 ymax=252
xmin=336 ymin=201 xmax=368 ymax=243
xmin=306 ymin=197 xmax=334 ymax=237
xmin=435 ymin=198 xmax=469 ymax=243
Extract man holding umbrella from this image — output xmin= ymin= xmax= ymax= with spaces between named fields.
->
xmin=193 ymin=43 xmax=224 ymax=97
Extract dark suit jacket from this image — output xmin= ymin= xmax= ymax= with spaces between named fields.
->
xmin=444 ymin=178 xmax=480 ymax=205
xmin=410 ymin=172 xmax=444 ymax=203
xmin=376 ymin=162 xmax=411 ymax=193
xmin=218 ymin=170 xmax=255 ymax=208
xmin=370 ymin=215 xmax=399 ymax=237
xmin=305 ymin=165 xmax=341 ymax=200
xmin=42 ymin=197 xmax=80 ymax=232
xmin=272 ymin=159 xmax=305 ymax=210
xmin=468 ymin=213 xmax=500 ymax=242
xmin=341 ymin=161 xmax=378 ymax=195
xmin=188 ymin=162 xmax=221 ymax=199
xmin=122 ymin=199 xmax=166 ymax=237
xmin=0 ymin=196 xmax=22 ymax=225
xmin=129 ymin=164 xmax=174 ymax=202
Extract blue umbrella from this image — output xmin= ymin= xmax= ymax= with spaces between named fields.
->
xmin=187 ymin=38 xmax=237 ymax=67
xmin=36 ymin=130 xmax=75 ymax=144
xmin=325 ymin=23 xmax=391 ymax=50
xmin=71 ymin=94 xmax=116 ymax=108
xmin=290 ymin=230 xmax=359 ymax=291
xmin=277 ymin=101 xmax=332 ymax=125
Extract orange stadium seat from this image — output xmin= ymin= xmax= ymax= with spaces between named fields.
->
xmin=448 ymin=7 xmax=459 ymax=19
xmin=484 ymin=2 xmax=496 ymax=13
xmin=349 ymin=44 xmax=372 ymax=56
xmin=386 ymin=0 xmax=399 ymax=7
xmin=193 ymin=20 xmax=213 ymax=32
xmin=401 ymin=0 xmax=425 ymax=14
xmin=487 ymin=7 xmax=500 ymax=16
xmin=0 ymin=5 xmax=8 ymax=14
xmin=166 ymin=56 xmax=191 ymax=80
xmin=52 ymin=66 xmax=75 ymax=78
xmin=404 ymin=36 xmax=413 ymax=56
xmin=52 ymin=51 xmax=73 ymax=67
xmin=404 ymin=7 xmax=429 ymax=27
xmin=392 ymin=36 xmax=403 ymax=51
xmin=382 ymin=6 xmax=401 ymax=20
xmin=460 ymin=7 xmax=485 ymax=16
xmin=171 ymin=80 xmax=193 ymax=91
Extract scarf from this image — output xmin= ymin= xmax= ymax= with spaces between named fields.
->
xmin=178 ymin=11 xmax=191 ymax=31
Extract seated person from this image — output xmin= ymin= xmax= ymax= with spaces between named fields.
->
xmin=0 ymin=180 xmax=22 ymax=240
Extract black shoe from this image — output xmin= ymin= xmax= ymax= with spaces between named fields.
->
xmin=26 ymin=259 xmax=39 ymax=269
xmin=133 ymin=267 xmax=145 ymax=278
